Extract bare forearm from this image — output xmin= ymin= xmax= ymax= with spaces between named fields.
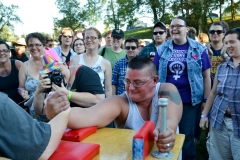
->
xmin=70 ymin=92 xmax=105 ymax=107
xmin=33 ymin=91 xmax=45 ymax=114
xmin=39 ymin=107 xmax=71 ymax=160
xmin=112 ymin=85 xmax=116 ymax=95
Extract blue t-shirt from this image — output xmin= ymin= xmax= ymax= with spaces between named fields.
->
xmin=166 ymin=42 xmax=210 ymax=103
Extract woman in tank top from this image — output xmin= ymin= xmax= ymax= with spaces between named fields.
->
xmin=70 ymin=27 xmax=112 ymax=98
xmin=0 ymin=41 xmax=24 ymax=105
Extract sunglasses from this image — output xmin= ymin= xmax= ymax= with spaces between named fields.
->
xmin=153 ymin=31 xmax=165 ymax=35
xmin=208 ymin=30 xmax=224 ymax=34
xmin=125 ymin=46 xmax=137 ymax=50
xmin=62 ymin=35 xmax=73 ymax=38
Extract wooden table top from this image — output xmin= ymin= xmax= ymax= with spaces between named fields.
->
xmin=81 ymin=128 xmax=185 ymax=160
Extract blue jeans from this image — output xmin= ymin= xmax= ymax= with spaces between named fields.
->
xmin=179 ymin=103 xmax=201 ymax=160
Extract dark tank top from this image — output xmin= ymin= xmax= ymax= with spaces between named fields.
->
xmin=0 ymin=60 xmax=24 ymax=104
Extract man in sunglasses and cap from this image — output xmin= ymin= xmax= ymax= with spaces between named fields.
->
xmin=139 ymin=21 xmax=167 ymax=60
xmin=98 ymin=29 xmax=126 ymax=69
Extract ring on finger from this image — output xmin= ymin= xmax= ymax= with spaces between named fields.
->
xmin=166 ymin=143 xmax=170 ymax=148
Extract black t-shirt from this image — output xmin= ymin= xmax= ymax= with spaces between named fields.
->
xmin=70 ymin=65 xmax=105 ymax=107
xmin=0 ymin=92 xmax=51 ymax=159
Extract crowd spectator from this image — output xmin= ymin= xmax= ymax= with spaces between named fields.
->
xmin=45 ymin=55 xmax=183 ymax=154
xmin=11 ymin=38 xmax=29 ymax=62
xmin=18 ymin=33 xmax=47 ymax=118
xmin=112 ymin=36 xmax=139 ymax=95
xmin=200 ymin=28 xmax=240 ymax=160
xmin=139 ymin=21 xmax=167 ymax=60
xmin=73 ymin=38 xmax=85 ymax=55
xmin=70 ymin=27 xmax=112 ymax=98
xmin=45 ymin=36 xmax=54 ymax=49
xmin=0 ymin=41 xmax=24 ymax=106
xmin=53 ymin=27 xmax=77 ymax=65
xmin=98 ymin=29 xmax=126 ymax=69
xmin=137 ymin=39 xmax=146 ymax=53
xmin=198 ymin=33 xmax=209 ymax=45
xmin=104 ymin=30 xmax=112 ymax=47
xmin=206 ymin=21 xmax=230 ymax=82
xmin=154 ymin=16 xmax=211 ymax=159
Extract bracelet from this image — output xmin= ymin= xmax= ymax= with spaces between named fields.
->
xmin=222 ymin=53 xmax=229 ymax=59
xmin=201 ymin=114 xmax=208 ymax=118
xmin=202 ymin=96 xmax=207 ymax=103
xmin=68 ymin=91 xmax=72 ymax=101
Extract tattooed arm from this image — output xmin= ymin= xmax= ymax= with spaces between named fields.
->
xmin=156 ymin=82 xmax=183 ymax=133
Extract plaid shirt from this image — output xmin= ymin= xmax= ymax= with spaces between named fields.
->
xmin=139 ymin=42 xmax=156 ymax=57
xmin=112 ymin=56 xmax=129 ymax=95
xmin=210 ymin=59 xmax=240 ymax=138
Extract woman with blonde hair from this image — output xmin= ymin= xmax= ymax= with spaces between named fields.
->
xmin=70 ymin=27 xmax=112 ymax=98
xmin=198 ymin=33 xmax=209 ymax=45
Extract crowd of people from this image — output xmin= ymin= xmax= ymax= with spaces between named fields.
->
xmin=0 ymin=15 xmax=239 ymax=160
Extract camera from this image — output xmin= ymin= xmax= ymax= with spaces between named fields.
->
xmin=44 ymin=70 xmax=65 ymax=93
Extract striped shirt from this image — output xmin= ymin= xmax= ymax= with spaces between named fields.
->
xmin=112 ymin=56 xmax=129 ymax=95
xmin=210 ymin=59 xmax=240 ymax=138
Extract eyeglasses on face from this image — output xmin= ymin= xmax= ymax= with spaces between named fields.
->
xmin=170 ymin=25 xmax=186 ymax=29
xmin=62 ymin=35 xmax=73 ymax=38
xmin=208 ymin=30 xmax=224 ymax=34
xmin=84 ymin=36 xmax=98 ymax=41
xmin=125 ymin=46 xmax=137 ymax=50
xmin=28 ymin=44 xmax=42 ymax=48
xmin=48 ymin=44 xmax=53 ymax=47
xmin=153 ymin=31 xmax=165 ymax=35
xmin=74 ymin=43 xmax=84 ymax=47
xmin=0 ymin=49 xmax=10 ymax=54
xmin=123 ymin=76 xmax=154 ymax=88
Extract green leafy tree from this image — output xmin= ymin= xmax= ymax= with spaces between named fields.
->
xmin=223 ymin=0 xmax=240 ymax=20
xmin=0 ymin=26 xmax=18 ymax=42
xmin=0 ymin=2 xmax=22 ymax=32
xmin=104 ymin=0 xmax=137 ymax=29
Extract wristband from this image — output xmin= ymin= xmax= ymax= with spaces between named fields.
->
xmin=202 ymin=96 xmax=207 ymax=103
xmin=68 ymin=91 xmax=72 ymax=101
xmin=201 ymin=114 xmax=208 ymax=118
xmin=222 ymin=53 xmax=229 ymax=59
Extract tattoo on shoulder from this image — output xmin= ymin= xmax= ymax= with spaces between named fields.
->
xmin=158 ymin=90 xmax=181 ymax=105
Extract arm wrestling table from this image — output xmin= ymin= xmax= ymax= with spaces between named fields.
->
xmin=81 ymin=128 xmax=185 ymax=160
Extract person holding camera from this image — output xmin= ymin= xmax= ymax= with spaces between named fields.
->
xmin=33 ymin=52 xmax=105 ymax=122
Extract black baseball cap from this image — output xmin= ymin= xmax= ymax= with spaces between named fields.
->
xmin=153 ymin=21 xmax=166 ymax=31
xmin=112 ymin=29 xmax=124 ymax=38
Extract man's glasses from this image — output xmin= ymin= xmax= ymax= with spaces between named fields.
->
xmin=170 ymin=25 xmax=186 ymax=29
xmin=125 ymin=46 xmax=137 ymax=50
xmin=123 ymin=76 xmax=154 ymax=88
xmin=0 ymin=50 xmax=10 ymax=54
xmin=153 ymin=31 xmax=165 ymax=35
xmin=62 ymin=35 xmax=73 ymax=38
xmin=28 ymin=44 xmax=42 ymax=48
xmin=74 ymin=43 xmax=84 ymax=47
xmin=84 ymin=36 xmax=98 ymax=41
xmin=208 ymin=30 xmax=224 ymax=34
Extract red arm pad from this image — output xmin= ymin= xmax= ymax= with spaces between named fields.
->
xmin=62 ymin=126 xmax=97 ymax=142
xmin=49 ymin=141 xmax=100 ymax=160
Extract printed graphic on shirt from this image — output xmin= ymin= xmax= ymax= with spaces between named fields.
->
xmin=169 ymin=49 xmax=187 ymax=80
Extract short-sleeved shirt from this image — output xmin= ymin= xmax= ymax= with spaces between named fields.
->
xmin=210 ymin=59 xmax=240 ymax=138
xmin=112 ymin=56 xmax=129 ymax=95
xmin=166 ymin=42 xmax=211 ymax=102
xmin=0 ymin=92 xmax=51 ymax=159
xmin=70 ymin=65 xmax=105 ymax=107
xmin=98 ymin=47 xmax=126 ymax=69
xmin=210 ymin=45 xmax=225 ymax=80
